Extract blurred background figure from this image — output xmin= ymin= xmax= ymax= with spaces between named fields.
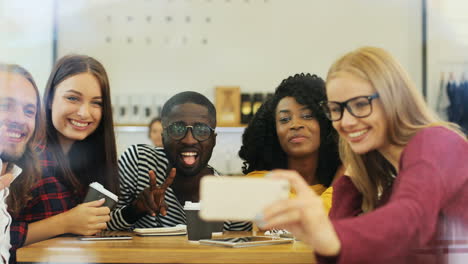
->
xmin=148 ymin=117 xmax=163 ymax=148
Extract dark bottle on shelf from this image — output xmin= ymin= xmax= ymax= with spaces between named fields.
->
xmin=241 ymin=93 xmax=252 ymax=124
xmin=252 ymin=93 xmax=264 ymax=115
xmin=266 ymin=93 xmax=274 ymax=101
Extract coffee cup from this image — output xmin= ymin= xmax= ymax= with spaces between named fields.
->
xmin=184 ymin=201 xmax=215 ymax=241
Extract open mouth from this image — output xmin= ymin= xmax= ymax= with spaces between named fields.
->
xmin=3 ymin=129 xmax=27 ymax=142
xmin=69 ymin=119 xmax=91 ymax=129
xmin=347 ymin=129 xmax=369 ymax=142
xmin=180 ymin=151 xmax=199 ymax=166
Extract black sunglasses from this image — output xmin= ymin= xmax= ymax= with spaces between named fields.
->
xmin=320 ymin=93 xmax=380 ymax=121
xmin=164 ymin=121 xmax=214 ymax=142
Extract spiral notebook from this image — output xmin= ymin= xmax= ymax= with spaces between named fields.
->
xmin=199 ymin=236 xmax=293 ymax=248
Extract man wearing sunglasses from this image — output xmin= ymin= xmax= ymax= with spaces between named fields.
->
xmin=109 ymin=91 xmax=250 ymax=231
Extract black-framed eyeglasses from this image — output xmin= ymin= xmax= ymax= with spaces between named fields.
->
xmin=320 ymin=93 xmax=380 ymax=121
xmin=164 ymin=121 xmax=215 ymax=142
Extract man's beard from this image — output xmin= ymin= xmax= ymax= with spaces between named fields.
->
xmin=0 ymin=121 xmax=30 ymax=163
xmin=0 ymin=145 xmax=26 ymax=163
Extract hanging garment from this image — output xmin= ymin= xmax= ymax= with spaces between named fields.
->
xmin=436 ymin=72 xmax=450 ymax=120
xmin=447 ymin=78 xmax=458 ymax=122
xmin=460 ymin=79 xmax=468 ymax=132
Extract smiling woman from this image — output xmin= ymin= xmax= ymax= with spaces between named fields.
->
xmin=51 ymin=72 xmax=104 ymax=153
xmin=260 ymin=47 xmax=468 ymax=264
xmin=238 ymin=73 xmax=343 ymax=212
xmin=9 ymin=55 xmax=120 ymax=260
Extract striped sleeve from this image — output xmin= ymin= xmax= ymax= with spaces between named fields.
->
xmin=108 ymin=144 xmax=142 ymax=230
xmin=224 ymin=221 xmax=252 ymax=231
xmin=109 ymin=144 xmax=178 ymax=230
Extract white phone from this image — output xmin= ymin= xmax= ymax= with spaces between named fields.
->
xmin=79 ymin=231 xmax=132 ymax=241
xmin=199 ymin=176 xmax=290 ymax=221
xmin=79 ymin=234 xmax=132 ymax=241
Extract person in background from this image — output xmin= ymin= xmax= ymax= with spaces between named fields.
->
xmin=238 ymin=73 xmax=343 ymax=212
xmin=260 ymin=47 xmax=468 ymax=264
xmin=10 ymin=55 xmax=120 ymax=260
xmin=148 ymin=117 xmax=163 ymax=148
xmin=109 ymin=91 xmax=251 ymax=231
xmin=0 ymin=64 xmax=42 ymax=264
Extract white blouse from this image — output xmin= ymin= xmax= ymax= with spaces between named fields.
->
xmin=0 ymin=159 xmax=22 ymax=264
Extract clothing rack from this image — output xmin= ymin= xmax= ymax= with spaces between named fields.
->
xmin=437 ymin=69 xmax=468 ymax=133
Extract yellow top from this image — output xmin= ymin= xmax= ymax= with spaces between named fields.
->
xmin=246 ymin=170 xmax=333 ymax=213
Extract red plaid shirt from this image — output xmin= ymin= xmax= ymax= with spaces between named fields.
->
xmin=9 ymin=147 xmax=83 ymax=261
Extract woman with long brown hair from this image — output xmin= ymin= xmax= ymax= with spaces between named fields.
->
xmin=259 ymin=47 xmax=468 ymax=264
xmin=10 ymin=55 xmax=119 ymax=256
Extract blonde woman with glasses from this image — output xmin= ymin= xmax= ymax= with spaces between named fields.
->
xmin=257 ymin=47 xmax=468 ymax=264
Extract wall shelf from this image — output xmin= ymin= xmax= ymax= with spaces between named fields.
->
xmin=115 ymin=124 xmax=246 ymax=133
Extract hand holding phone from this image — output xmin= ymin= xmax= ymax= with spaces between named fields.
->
xmin=63 ymin=199 xmax=110 ymax=236
xmin=83 ymin=182 xmax=118 ymax=209
xmin=199 ymin=176 xmax=290 ymax=221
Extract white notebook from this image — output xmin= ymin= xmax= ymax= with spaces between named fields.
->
xmin=199 ymin=236 xmax=293 ymax=248
xmin=133 ymin=225 xmax=187 ymax=236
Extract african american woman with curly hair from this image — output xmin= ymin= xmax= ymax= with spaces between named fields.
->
xmin=238 ymin=73 xmax=344 ymax=212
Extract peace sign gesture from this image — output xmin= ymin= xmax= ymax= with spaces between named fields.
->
xmin=133 ymin=168 xmax=176 ymax=216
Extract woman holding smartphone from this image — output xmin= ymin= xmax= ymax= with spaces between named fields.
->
xmin=260 ymin=47 xmax=468 ymax=263
xmin=10 ymin=55 xmax=119 ymax=256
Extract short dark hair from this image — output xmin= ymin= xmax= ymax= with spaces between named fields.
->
xmin=161 ymin=91 xmax=216 ymax=126
xmin=238 ymin=73 xmax=341 ymax=187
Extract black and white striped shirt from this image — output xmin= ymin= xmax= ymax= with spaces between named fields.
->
xmin=108 ymin=144 xmax=251 ymax=231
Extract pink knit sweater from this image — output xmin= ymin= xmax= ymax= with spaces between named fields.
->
xmin=322 ymin=127 xmax=468 ymax=264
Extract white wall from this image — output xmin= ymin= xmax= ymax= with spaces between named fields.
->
xmin=0 ymin=0 xmax=54 ymax=93
xmin=2 ymin=0 xmax=424 ymax=175
xmin=53 ymin=0 xmax=423 ymax=175
xmin=56 ymin=0 xmax=423 ymax=101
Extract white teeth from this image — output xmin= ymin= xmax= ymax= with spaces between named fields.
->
xmin=70 ymin=120 xmax=89 ymax=127
xmin=181 ymin=152 xmax=197 ymax=156
xmin=348 ymin=130 xmax=368 ymax=138
xmin=7 ymin=132 xmax=21 ymax=138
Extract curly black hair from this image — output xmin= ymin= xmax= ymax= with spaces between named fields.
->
xmin=238 ymin=73 xmax=341 ymax=187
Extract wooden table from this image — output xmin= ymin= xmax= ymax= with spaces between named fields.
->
xmin=17 ymin=232 xmax=315 ymax=264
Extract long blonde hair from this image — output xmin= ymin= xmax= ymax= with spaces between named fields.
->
xmin=326 ymin=47 xmax=464 ymax=212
